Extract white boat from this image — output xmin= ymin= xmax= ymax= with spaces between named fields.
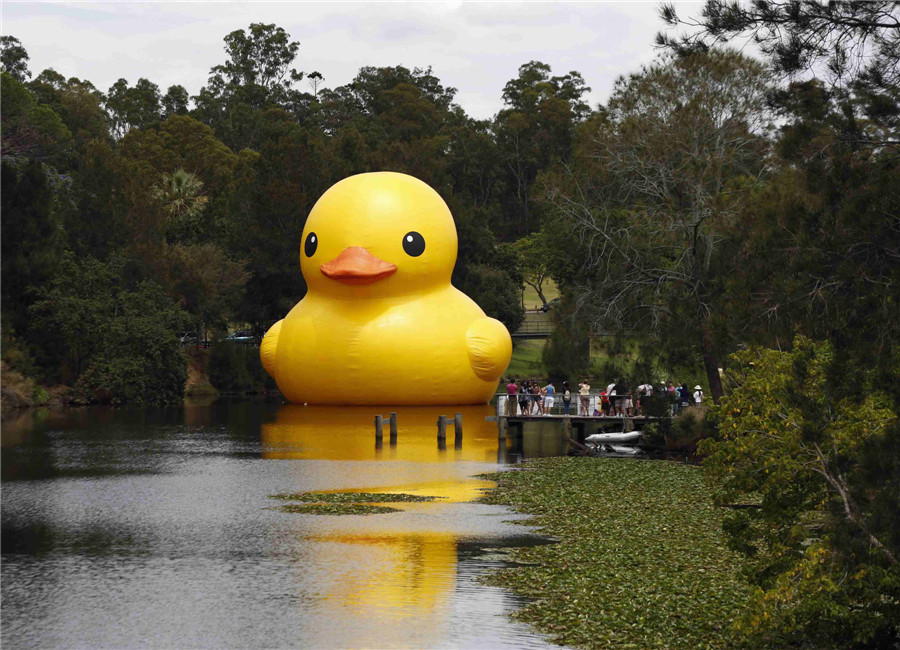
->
xmin=585 ymin=431 xmax=642 ymax=445
xmin=605 ymin=444 xmax=642 ymax=455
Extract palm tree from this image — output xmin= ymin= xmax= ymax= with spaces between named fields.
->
xmin=152 ymin=169 xmax=209 ymax=243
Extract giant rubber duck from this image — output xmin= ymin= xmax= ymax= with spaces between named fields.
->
xmin=260 ymin=172 xmax=512 ymax=405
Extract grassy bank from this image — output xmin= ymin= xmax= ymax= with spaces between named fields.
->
xmin=479 ymin=457 xmax=749 ymax=649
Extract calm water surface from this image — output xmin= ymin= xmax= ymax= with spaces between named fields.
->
xmin=2 ymin=399 xmax=559 ymax=649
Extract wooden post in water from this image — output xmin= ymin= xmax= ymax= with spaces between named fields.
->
xmin=375 ymin=414 xmax=383 ymax=448
xmin=498 ymin=416 xmax=507 ymax=440
xmin=389 ymin=412 xmax=398 ymax=445
xmin=437 ymin=415 xmax=447 ymax=450
xmin=454 ymin=412 xmax=463 ymax=449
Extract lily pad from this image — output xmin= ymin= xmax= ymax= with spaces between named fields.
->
xmin=269 ymin=491 xmax=441 ymax=503
xmin=277 ymin=503 xmax=400 ymax=515
xmin=477 ymin=457 xmax=749 ymax=649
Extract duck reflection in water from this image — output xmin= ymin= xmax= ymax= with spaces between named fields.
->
xmin=261 ymin=404 xmax=501 ymax=465
xmin=259 ymin=404 xmax=505 ymax=645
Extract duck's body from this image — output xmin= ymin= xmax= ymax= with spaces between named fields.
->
xmin=260 ymin=172 xmax=511 ymax=405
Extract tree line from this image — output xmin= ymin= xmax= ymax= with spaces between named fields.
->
xmin=2 ymin=25 xmax=594 ymax=401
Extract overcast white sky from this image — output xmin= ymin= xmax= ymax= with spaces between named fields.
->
xmin=3 ymin=1 xmax=691 ymax=120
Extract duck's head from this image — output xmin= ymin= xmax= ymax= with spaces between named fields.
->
xmin=300 ymin=172 xmax=457 ymax=299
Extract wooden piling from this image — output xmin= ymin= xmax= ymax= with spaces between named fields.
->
xmin=454 ymin=413 xmax=463 ymax=449
xmin=498 ymin=416 xmax=507 ymax=440
xmin=389 ymin=412 xmax=398 ymax=445
xmin=375 ymin=414 xmax=383 ymax=447
xmin=437 ymin=415 xmax=447 ymax=440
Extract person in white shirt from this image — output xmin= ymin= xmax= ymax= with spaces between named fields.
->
xmin=693 ymin=385 xmax=704 ymax=405
xmin=637 ymin=383 xmax=653 ymax=415
xmin=606 ymin=381 xmax=617 ymax=415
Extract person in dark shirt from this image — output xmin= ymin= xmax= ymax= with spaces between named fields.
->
xmin=505 ymin=378 xmax=518 ymax=415
xmin=518 ymin=381 xmax=530 ymax=416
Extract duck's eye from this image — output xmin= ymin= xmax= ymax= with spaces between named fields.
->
xmin=304 ymin=232 xmax=318 ymax=257
xmin=402 ymin=231 xmax=425 ymax=257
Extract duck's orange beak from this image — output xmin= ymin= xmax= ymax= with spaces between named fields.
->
xmin=320 ymin=246 xmax=397 ymax=285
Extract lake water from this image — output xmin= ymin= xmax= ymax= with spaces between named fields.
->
xmin=1 ymin=399 xmax=559 ymax=649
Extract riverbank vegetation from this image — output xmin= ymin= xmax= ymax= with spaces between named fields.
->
xmin=479 ymin=458 xmax=748 ymax=649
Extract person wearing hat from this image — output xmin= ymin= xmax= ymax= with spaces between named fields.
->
xmin=693 ymin=385 xmax=704 ymax=405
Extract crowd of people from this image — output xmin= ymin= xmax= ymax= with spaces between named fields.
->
xmin=504 ymin=378 xmax=704 ymax=417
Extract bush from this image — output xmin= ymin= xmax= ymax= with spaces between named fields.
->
xmin=208 ymin=341 xmax=266 ymax=392
xmin=73 ymin=282 xmax=188 ymax=404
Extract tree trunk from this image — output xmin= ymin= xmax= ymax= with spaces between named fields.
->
xmin=700 ymin=329 xmax=723 ymax=402
xmin=526 ymin=281 xmax=548 ymax=306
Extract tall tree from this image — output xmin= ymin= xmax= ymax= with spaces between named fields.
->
xmin=658 ymin=1 xmax=900 ymax=148
xmin=193 ymin=23 xmax=311 ymax=150
xmin=1 ymin=159 xmax=64 ymax=333
xmin=1 ymin=72 xmax=72 ymax=164
xmin=162 ymin=84 xmax=190 ymax=118
xmin=542 ymin=50 xmax=773 ymax=400
xmin=0 ymin=35 xmax=30 ymax=81
xmin=29 ymin=69 xmax=110 ymax=158
xmin=105 ymin=77 xmax=162 ymax=138
xmin=493 ymin=61 xmax=591 ymax=237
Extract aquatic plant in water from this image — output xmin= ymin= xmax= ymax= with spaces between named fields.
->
xmin=478 ymin=457 xmax=749 ymax=649
xmin=269 ymin=491 xmax=442 ymax=503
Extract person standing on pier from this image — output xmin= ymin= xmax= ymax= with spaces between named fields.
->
xmin=578 ymin=379 xmax=591 ymax=415
xmin=505 ymin=378 xmax=518 ymax=416
xmin=544 ymin=381 xmax=555 ymax=415
xmin=562 ymin=381 xmax=571 ymax=415
xmin=637 ymin=382 xmax=653 ymax=416
xmin=518 ymin=380 xmax=530 ymax=416
xmin=530 ymin=381 xmax=542 ymax=415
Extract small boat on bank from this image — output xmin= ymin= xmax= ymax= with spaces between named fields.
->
xmin=585 ymin=431 xmax=642 ymax=445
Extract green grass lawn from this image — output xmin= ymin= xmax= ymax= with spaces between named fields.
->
xmin=505 ymin=339 xmax=547 ymax=380
xmin=479 ymin=457 xmax=749 ymax=649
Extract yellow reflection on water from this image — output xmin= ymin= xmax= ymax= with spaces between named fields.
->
xmin=311 ymin=532 xmax=458 ymax=617
xmin=262 ymin=404 xmax=508 ymax=645
xmin=261 ymin=404 xmax=501 ymax=463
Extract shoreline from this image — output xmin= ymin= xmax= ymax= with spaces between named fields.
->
xmin=477 ymin=456 xmax=749 ymax=649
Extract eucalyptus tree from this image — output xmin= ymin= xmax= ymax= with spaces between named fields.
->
xmin=105 ymin=77 xmax=163 ymax=138
xmin=658 ymin=0 xmax=900 ymax=148
xmin=193 ymin=23 xmax=313 ymax=150
xmin=1 ymin=35 xmax=30 ymax=81
xmin=493 ymin=61 xmax=591 ymax=237
xmin=162 ymin=84 xmax=190 ymax=117
xmin=543 ymin=50 xmax=773 ymax=400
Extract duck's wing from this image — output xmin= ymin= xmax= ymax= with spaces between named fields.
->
xmin=260 ymin=319 xmax=283 ymax=378
xmin=466 ymin=317 xmax=512 ymax=381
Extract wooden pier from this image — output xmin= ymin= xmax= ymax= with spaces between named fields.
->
xmin=490 ymin=414 xmax=658 ymax=446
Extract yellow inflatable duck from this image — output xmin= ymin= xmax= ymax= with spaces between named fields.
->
xmin=260 ymin=172 xmax=512 ymax=405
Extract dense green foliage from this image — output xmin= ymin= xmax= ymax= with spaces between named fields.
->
xmin=207 ymin=341 xmax=267 ymax=392
xmin=479 ymin=458 xmax=749 ymax=648
xmin=702 ymin=339 xmax=899 ymax=647
xmin=2 ymin=25 xmax=603 ymax=401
